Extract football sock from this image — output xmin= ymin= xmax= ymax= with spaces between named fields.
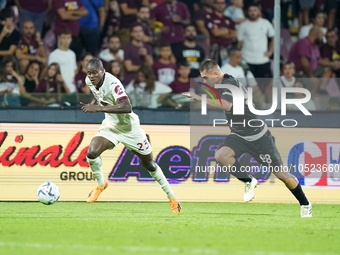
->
xmin=87 ymin=156 xmax=105 ymax=186
xmin=290 ymin=183 xmax=309 ymax=205
xmin=230 ymin=160 xmax=252 ymax=183
xmin=148 ymin=165 xmax=175 ymax=199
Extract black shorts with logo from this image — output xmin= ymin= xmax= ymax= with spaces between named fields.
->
xmin=218 ymin=131 xmax=283 ymax=167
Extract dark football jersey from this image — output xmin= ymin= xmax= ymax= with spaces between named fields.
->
xmin=215 ymin=74 xmax=267 ymax=140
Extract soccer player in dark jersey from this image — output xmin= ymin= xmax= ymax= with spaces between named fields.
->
xmin=183 ymin=59 xmax=312 ymax=217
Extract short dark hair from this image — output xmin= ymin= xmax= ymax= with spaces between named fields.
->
xmin=229 ymin=47 xmax=241 ymax=56
xmin=59 ymin=28 xmax=72 ymax=36
xmin=178 ymin=60 xmax=189 ymax=68
xmin=0 ymin=8 xmax=13 ymax=21
xmin=109 ymin=33 xmax=120 ymax=41
xmin=326 ymin=28 xmax=337 ymax=36
xmin=159 ymin=42 xmax=171 ymax=49
xmin=130 ymin=22 xmax=143 ymax=32
xmin=87 ymin=58 xmax=104 ymax=70
xmin=248 ymin=3 xmax=261 ymax=10
xmin=311 ymin=9 xmax=324 ymax=20
xmin=138 ymin=5 xmax=150 ymax=11
xmin=185 ymin=24 xmax=195 ymax=30
xmin=200 ymin=59 xmax=219 ymax=73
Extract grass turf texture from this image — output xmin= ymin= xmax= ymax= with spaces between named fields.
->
xmin=0 ymin=202 xmax=339 ymax=255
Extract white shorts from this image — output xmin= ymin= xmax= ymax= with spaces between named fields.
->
xmin=94 ymin=119 xmax=153 ymax=155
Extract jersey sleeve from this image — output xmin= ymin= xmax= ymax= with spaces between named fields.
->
xmin=220 ymin=76 xmax=240 ymax=103
xmin=266 ymin=19 xmax=275 ymax=38
xmin=111 ymin=79 xmax=129 ymax=101
xmin=220 ymin=88 xmax=233 ymax=103
xmin=237 ymin=23 xmax=245 ymax=41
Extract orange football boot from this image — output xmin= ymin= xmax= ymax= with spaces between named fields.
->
xmin=87 ymin=180 xmax=108 ymax=203
xmin=169 ymin=196 xmax=182 ymax=213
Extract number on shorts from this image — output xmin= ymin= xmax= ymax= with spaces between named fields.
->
xmin=137 ymin=139 xmax=149 ymax=151
xmin=259 ymin=154 xmax=272 ymax=164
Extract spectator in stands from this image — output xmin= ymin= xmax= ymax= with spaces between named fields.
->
xmin=125 ymin=65 xmax=172 ymax=108
xmin=173 ymin=25 xmax=205 ymax=78
xmin=178 ymin=0 xmax=200 ymax=16
xmin=194 ymin=0 xmax=214 ymax=45
xmin=315 ymin=0 xmax=337 ymax=29
xmin=0 ymin=55 xmax=25 ymax=106
xmin=21 ymin=60 xmax=40 ymax=93
xmin=153 ymin=42 xmax=177 ymax=85
xmin=0 ymin=8 xmax=20 ymax=63
xmin=151 ymin=0 xmax=190 ymax=46
xmin=54 ymin=0 xmax=88 ymax=60
xmin=123 ymin=23 xmax=153 ymax=85
xmin=19 ymin=60 xmax=53 ymax=106
xmin=260 ymin=0 xmax=274 ymax=22
xmin=99 ymin=34 xmax=124 ymax=65
xmin=105 ymin=0 xmax=120 ymax=38
xmin=320 ymin=29 xmax=340 ymax=77
xmin=80 ymin=0 xmax=106 ymax=56
xmin=280 ymin=62 xmax=297 ymax=88
xmin=75 ymin=53 xmax=92 ymax=94
xmin=288 ymin=27 xmax=334 ymax=94
xmin=106 ymin=60 xmax=123 ymax=81
xmin=136 ymin=5 xmax=156 ymax=46
xmin=208 ymin=0 xmax=237 ymax=65
xmin=169 ymin=61 xmax=190 ymax=94
xmin=237 ymin=4 xmax=274 ymax=85
xmin=48 ymin=29 xmax=77 ymax=94
xmin=299 ymin=10 xmax=327 ymax=42
xmin=296 ymin=0 xmax=316 ymax=26
xmin=14 ymin=0 xmax=52 ymax=34
xmin=16 ymin=21 xmax=47 ymax=75
xmin=221 ymin=48 xmax=261 ymax=94
xmin=118 ymin=0 xmax=148 ymax=48
xmin=267 ymin=61 xmax=297 ymax=107
xmin=223 ymin=0 xmax=246 ymax=30
xmin=35 ymin=63 xmax=70 ymax=95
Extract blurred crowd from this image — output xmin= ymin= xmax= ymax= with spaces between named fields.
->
xmin=0 ymin=0 xmax=339 ymax=110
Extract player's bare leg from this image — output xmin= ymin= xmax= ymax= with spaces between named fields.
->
xmin=215 ymin=147 xmax=257 ymax=202
xmin=86 ymin=136 xmax=114 ymax=203
xmin=134 ymin=150 xmax=181 ymax=213
xmin=273 ymin=170 xmax=312 ymax=217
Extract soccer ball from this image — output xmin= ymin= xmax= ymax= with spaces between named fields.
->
xmin=37 ymin=182 xmax=60 ymax=205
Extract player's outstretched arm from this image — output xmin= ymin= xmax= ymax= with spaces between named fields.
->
xmin=182 ymin=93 xmax=232 ymax=112
xmin=90 ymin=98 xmax=98 ymax=105
xmin=80 ymin=99 xmax=132 ymax=114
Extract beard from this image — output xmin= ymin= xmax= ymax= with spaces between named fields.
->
xmin=25 ymin=33 xmax=33 ymax=39
xmin=186 ymin=35 xmax=195 ymax=42
xmin=139 ymin=18 xmax=148 ymax=24
xmin=248 ymin=14 xmax=259 ymax=21
xmin=110 ymin=48 xmax=119 ymax=54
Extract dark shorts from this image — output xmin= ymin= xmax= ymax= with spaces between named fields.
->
xmin=218 ymin=131 xmax=283 ymax=167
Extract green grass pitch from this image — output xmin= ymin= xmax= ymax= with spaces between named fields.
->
xmin=0 ymin=202 xmax=339 ymax=255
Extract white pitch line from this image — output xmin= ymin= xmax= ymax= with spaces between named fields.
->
xmin=0 ymin=242 xmax=220 ymax=254
xmin=0 ymin=242 xmax=336 ymax=255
